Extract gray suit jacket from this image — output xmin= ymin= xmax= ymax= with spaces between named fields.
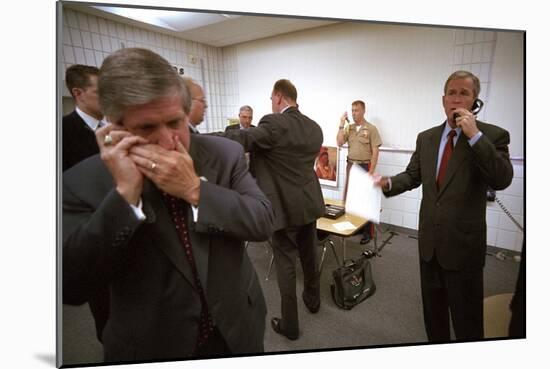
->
xmin=221 ymin=106 xmax=325 ymax=231
xmin=386 ymin=121 xmax=513 ymax=271
xmin=63 ymin=134 xmax=274 ymax=362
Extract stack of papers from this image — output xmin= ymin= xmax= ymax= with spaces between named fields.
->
xmin=332 ymin=221 xmax=357 ymax=232
xmin=344 ymin=164 xmax=382 ymax=223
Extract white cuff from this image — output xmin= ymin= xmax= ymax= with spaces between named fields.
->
xmin=191 ymin=205 xmax=199 ymax=222
xmin=468 ymin=131 xmax=483 ymax=146
xmin=129 ymin=198 xmax=146 ymax=221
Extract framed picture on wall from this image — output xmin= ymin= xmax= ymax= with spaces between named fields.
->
xmin=314 ymin=145 xmax=339 ymax=186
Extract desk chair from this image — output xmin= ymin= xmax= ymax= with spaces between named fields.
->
xmin=317 ymin=230 xmax=340 ymax=275
xmin=251 ymin=232 xmax=340 ymax=281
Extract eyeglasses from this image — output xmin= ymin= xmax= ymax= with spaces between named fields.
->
xmin=193 ymin=97 xmax=207 ymax=104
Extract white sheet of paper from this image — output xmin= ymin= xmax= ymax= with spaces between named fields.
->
xmin=344 ymin=164 xmax=382 ymax=223
xmin=332 ymin=221 xmax=357 ymax=232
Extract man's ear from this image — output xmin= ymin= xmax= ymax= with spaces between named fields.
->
xmin=71 ymin=87 xmax=82 ymax=99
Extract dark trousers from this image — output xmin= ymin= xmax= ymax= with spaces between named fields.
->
xmin=196 ymin=327 xmax=232 ymax=358
xmin=272 ymin=222 xmax=320 ymax=337
xmin=344 ymin=160 xmax=373 ymax=239
xmin=88 ymin=288 xmax=110 ymax=342
xmin=419 ymin=256 xmax=484 ymax=341
xmin=509 ymin=241 xmax=525 ymax=337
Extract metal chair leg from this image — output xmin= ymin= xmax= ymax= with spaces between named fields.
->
xmin=265 ymin=254 xmax=274 ymax=281
xmin=319 ymin=243 xmax=328 ymax=275
xmin=318 ymin=238 xmax=341 ymax=275
xmin=263 ymin=239 xmax=275 ymax=281
xmin=328 ymin=240 xmax=340 ymax=266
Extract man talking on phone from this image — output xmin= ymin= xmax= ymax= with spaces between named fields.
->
xmin=373 ymin=70 xmax=513 ymax=342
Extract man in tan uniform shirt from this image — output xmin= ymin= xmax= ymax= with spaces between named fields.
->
xmin=336 ymin=100 xmax=382 ymax=243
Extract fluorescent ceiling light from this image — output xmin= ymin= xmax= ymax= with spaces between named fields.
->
xmin=93 ymin=6 xmax=240 ymax=32
xmin=94 ymin=6 xmax=180 ymax=30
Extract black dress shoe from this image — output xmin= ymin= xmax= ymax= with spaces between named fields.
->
xmin=271 ymin=317 xmax=298 ymax=340
xmin=302 ymin=292 xmax=320 ymax=314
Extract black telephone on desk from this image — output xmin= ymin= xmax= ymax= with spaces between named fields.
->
xmin=324 ymin=204 xmax=345 ymax=219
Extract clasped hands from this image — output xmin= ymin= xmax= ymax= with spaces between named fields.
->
xmin=96 ymin=125 xmax=200 ymax=207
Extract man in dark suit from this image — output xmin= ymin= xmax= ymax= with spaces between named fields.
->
xmin=220 ymin=79 xmax=325 ymax=340
xmin=183 ymin=77 xmax=207 ymax=134
xmin=375 ymin=71 xmax=513 ymax=341
xmin=225 ymin=105 xmax=256 ymax=175
xmin=225 ymin=105 xmax=255 ymax=131
xmin=62 ymin=64 xmax=104 ymax=172
xmin=63 ymin=48 xmax=274 ymax=362
xmin=62 ymin=64 xmax=111 ymax=343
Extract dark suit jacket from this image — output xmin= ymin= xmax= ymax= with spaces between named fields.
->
xmin=63 ymin=135 xmax=273 ymax=362
xmin=222 ymin=107 xmax=324 ymax=231
xmin=386 ymin=121 xmax=513 ymax=271
xmin=62 ymin=110 xmax=100 ymax=172
xmin=225 ymin=123 xmax=256 ymax=131
xmin=224 ymin=124 xmax=256 ymax=175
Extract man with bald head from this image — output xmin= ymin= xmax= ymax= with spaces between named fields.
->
xmin=183 ymin=77 xmax=207 ymax=134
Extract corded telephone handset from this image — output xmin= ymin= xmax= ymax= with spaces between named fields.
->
xmin=452 ymin=98 xmax=484 ymax=121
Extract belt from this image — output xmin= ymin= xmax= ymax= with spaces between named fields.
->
xmin=347 ymin=158 xmax=370 ymax=164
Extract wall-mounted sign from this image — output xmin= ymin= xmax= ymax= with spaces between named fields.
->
xmin=172 ymin=65 xmax=185 ymax=75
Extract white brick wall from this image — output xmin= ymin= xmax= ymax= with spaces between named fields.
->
xmin=60 ymin=8 xmax=241 ymax=133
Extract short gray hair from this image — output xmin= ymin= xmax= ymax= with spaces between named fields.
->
xmin=239 ymin=105 xmax=253 ymax=114
xmin=99 ymin=48 xmax=191 ymax=121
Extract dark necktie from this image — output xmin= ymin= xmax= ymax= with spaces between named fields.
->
xmin=162 ymin=193 xmax=214 ymax=351
xmin=436 ymin=130 xmax=457 ymax=189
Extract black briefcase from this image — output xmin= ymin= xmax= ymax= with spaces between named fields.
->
xmin=330 ymin=251 xmax=376 ymax=310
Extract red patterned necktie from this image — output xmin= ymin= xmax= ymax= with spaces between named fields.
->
xmin=436 ymin=130 xmax=457 ymax=189
xmin=162 ymin=193 xmax=214 ymax=352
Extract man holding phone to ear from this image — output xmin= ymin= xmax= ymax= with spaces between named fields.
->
xmin=63 ymin=48 xmax=273 ymax=361
xmin=336 ymin=100 xmax=382 ymax=244
xmin=373 ymin=70 xmax=513 ymax=342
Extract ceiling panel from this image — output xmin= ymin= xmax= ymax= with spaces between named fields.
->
xmin=64 ymin=3 xmax=339 ymax=47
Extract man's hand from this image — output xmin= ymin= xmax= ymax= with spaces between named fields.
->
xmin=129 ymin=137 xmax=201 ymax=206
xmin=96 ymin=125 xmax=148 ymax=206
xmin=453 ymin=108 xmax=479 ymax=138
xmin=339 ymin=112 xmax=348 ymax=127
xmin=372 ymin=173 xmax=390 ymax=191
